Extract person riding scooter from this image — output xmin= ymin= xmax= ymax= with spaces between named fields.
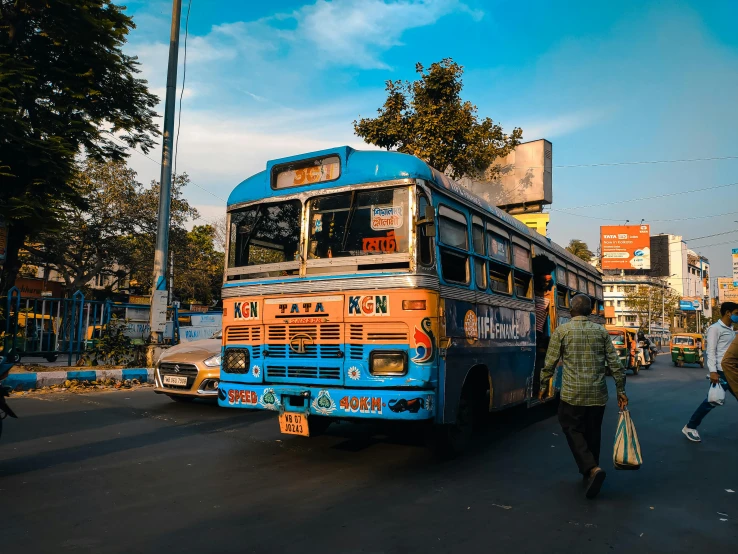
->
xmin=637 ymin=331 xmax=653 ymax=369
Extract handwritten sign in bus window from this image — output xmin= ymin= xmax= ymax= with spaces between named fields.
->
xmin=274 ymin=156 xmax=340 ymax=189
xmin=362 ymin=231 xmax=399 ymax=253
xmin=370 ymin=205 xmax=404 ymax=230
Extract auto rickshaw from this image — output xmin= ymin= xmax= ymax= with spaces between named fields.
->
xmin=606 ymin=326 xmax=641 ymax=375
xmin=670 ymin=333 xmax=704 ymax=367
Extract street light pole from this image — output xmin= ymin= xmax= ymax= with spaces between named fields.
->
xmin=148 ymin=0 xmax=183 ymax=343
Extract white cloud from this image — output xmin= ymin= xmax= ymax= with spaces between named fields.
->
xmin=124 ymin=103 xmax=378 ymax=207
xmin=518 ymin=108 xmax=612 ymax=140
xmin=288 ymin=0 xmax=483 ymax=69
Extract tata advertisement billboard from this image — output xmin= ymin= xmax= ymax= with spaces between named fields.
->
xmin=600 ymin=224 xmax=651 ymax=270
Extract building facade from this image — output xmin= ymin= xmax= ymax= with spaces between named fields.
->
xmin=603 ymin=275 xmax=670 ymax=337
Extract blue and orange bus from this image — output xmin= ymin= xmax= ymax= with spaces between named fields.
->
xmin=218 ymin=146 xmax=604 ymax=454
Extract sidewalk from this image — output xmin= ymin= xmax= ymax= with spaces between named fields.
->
xmin=1 ymin=368 xmax=154 ymax=391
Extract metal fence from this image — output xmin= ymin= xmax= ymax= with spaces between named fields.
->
xmin=1 ymin=288 xmax=223 ymax=366
xmin=1 ymin=288 xmax=110 ymax=366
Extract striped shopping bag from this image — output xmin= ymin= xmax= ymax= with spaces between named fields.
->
xmin=613 ymin=408 xmax=643 ymax=470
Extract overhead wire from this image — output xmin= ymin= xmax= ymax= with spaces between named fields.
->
xmin=548 ymin=209 xmax=738 ymax=223
xmin=546 ymin=154 xmax=738 ymax=169
xmin=553 ymin=182 xmax=738 ymax=210
xmin=173 ymin=0 xmax=193 ymax=184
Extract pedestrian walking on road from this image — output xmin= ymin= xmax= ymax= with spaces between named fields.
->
xmin=720 ymin=335 xmax=738 ymax=394
xmin=682 ymin=302 xmax=738 ymax=442
xmin=539 ymin=294 xmax=627 ymax=499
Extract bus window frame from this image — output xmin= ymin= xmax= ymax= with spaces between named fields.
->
xmin=437 ymin=203 xmax=471 ymax=286
xmin=472 ymin=215 xmax=485 ymax=255
xmin=416 ymin=190 xmax=435 ymax=268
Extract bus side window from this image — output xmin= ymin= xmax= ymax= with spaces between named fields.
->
xmin=438 ymin=205 xmax=469 ymax=284
xmin=417 ymin=193 xmax=434 ymax=266
xmin=472 ymin=215 xmax=486 ymax=290
xmin=512 ymin=243 xmax=532 ymax=299
xmin=489 ymin=261 xmax=511 ymax=294
xmin=557 ymin=285 xmax=569 ymax=308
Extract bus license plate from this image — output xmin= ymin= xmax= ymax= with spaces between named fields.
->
xmin=279 ymin=412 xmax=309 ymax=436
xmin=163 ymin=375 xmax=188 ymax=386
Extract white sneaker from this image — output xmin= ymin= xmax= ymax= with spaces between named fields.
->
xmin=682 ymin=426 xmax=701 ymax=442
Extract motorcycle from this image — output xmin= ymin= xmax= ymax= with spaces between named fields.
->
xmin=0 ymin=355 xmax=19 ymax=440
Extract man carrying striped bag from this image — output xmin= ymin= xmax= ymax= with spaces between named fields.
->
xmin=540 ymin=294 xmax=628 ymax=499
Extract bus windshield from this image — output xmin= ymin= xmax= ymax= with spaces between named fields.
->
xmin=228 ymin=199 xmax=302 ymax=273
xmin=306 ymin=187 xmax=409 ymax=259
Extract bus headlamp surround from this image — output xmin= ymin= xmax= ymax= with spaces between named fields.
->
xmin=222 ymin=348 xmax=249 ymax=374
xmin=370 ymin=351 xmax=407 ymax=376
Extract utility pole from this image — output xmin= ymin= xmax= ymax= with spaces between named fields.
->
xmin=149 ymin=0 xmax=182 ymax=343
xmin=661 ymin=279 xmax=665 ymax=351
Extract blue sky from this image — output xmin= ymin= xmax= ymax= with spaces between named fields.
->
xmin=121 ymin=0 xmax=738 ymax=276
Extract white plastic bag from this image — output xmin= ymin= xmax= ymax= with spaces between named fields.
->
xmin=708 ymin=382 xmax=726 ymax=406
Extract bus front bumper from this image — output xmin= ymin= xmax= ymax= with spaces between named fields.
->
xmin=218 ymin=382 xmax=435 ymax=421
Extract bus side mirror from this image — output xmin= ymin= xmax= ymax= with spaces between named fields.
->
xmin=417 ymin=205 xmax=436 ymax=238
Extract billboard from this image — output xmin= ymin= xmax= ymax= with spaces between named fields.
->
xmin=600 ymin=225 xmax=651 ymax=270
xmin=679 ymin=298 xmax=702 ymax=312
xmin=717 ymin=277 xmax=738 ymax=303
xmin=458 ymin=139 xmax=553 ymax=214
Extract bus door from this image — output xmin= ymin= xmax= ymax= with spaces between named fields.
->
xmin=532 ymin=255 xmax=557 ymax=397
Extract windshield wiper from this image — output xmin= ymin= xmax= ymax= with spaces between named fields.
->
xmin=340 ymin=191 xmax=358 ymax=253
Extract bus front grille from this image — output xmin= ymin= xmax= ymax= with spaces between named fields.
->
xmin=266 ymin=366 xmax=341 ymax=380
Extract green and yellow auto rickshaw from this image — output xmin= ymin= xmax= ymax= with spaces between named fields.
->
xmin=671 ymin=333 xmax=704 ymax=367
xmin=606 ymin=326 xmax=641 ymax=375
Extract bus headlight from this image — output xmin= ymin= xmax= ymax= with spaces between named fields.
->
xmin=222 ymin=348 xmax=249 ymax=374
xmin=370 ymin=351 xmax=407 ymax=376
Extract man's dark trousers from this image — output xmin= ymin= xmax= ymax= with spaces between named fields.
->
xmin=558 ymin=401 xmax=606 ymax=475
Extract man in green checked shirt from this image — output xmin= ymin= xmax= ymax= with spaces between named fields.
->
xmin=539 ymin=294 xmax=628 ymax=499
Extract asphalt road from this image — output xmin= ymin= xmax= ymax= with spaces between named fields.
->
xmin=1 ymin=355 xmax=736 ymax=554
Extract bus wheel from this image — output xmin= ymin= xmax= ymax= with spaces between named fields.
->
xmin=431 ymin=389 xmax=474 ymax=459
xmin=308 ymin=415 xmax=332 ymax=436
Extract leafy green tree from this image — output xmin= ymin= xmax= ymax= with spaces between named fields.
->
xmin=172 ymin=225 xmax=225 ymax=305
xmin=566 ymin=239 xmax=594 ymax=263
xmin=25 ymin=161 xmax=202 ymax=298
xmin=354 ymin=58 xmax=523 ymax=180
xmin=24 ymin=159 xmax=140 ymax=294
xmin=623 ymin=284 xmax=680 ymax=330
xmin=0 ymin=0 xmax=159 ymax=296
xmin=122 ymin=173 xmax=200 ymax=295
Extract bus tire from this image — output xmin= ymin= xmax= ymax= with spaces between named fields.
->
xmin=431 ymin=388 xmax=474 ymax=459
xmin=308 ymin=415 xmax=332 ymax=436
